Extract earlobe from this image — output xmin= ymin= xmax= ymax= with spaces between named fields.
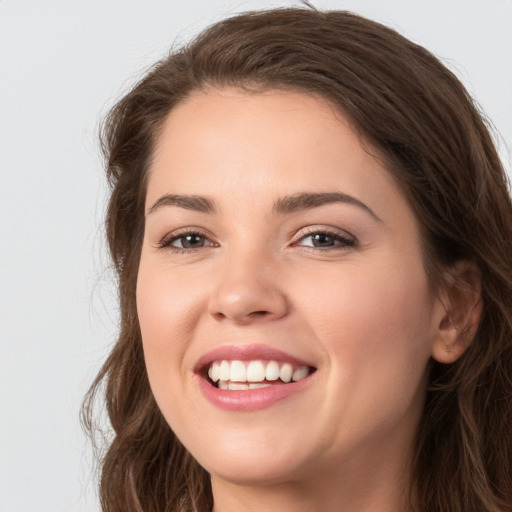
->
xmin=431 ymin=261 xmax=483 ymax=364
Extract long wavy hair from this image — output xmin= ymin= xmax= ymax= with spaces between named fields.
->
xmin=82 ymin=7 xmax=512 ymax=512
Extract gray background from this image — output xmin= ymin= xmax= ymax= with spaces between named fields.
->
xmin=1 ymin=1 xmax=511 ymax=511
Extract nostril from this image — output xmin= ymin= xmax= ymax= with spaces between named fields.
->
xmin=212 ymin=309 xmax=273 ymax=324
xmin=209 ymin=285 xmax=289 ymax=323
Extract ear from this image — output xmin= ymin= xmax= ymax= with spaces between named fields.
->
xmin=431 ymin=260 xmax=483 ymax=364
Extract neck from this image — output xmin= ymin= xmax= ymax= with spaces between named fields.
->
xmin=210 ymin=448 xmax=418 ymax=512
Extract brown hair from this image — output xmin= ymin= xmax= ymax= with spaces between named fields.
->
xmin=82 ymin=7 xmax=512 ymax=512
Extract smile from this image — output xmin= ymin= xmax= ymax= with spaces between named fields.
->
xmin=195 ymin=344 xmax=317 ymax=411
xmin=208 ymin=359 xmax=312 ymax=389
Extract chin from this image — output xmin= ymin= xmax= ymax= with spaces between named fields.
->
xmin=184 ymin=427 xmax=313 ymax=486
xmin=206 ymin=455 xmax=307 ymax=487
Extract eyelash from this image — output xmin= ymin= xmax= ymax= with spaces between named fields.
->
xmin=158 ymin=227 xmax=356 ymax=254
xmin=158 ymin=228 xmax=216 ymax=254
xmin=292 ymin=227 xmax=356 ymax=252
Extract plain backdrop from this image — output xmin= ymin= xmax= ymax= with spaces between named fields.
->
xmin=1 ymin=1 xmax=511 ymax=511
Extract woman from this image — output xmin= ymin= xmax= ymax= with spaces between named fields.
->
xmin=83 ymin=6 xmax=512 ymax=512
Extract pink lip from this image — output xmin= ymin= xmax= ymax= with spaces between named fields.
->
xmin=194 ymin=343 xmax=312 ymax=370
xmin=194 ymin=344 xmax=316 ymax=412
xmin=196 ymin=375 xmax=314 ymax=411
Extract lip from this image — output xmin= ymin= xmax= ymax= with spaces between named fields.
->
xmin=194 ymin=343 xmax=312 ymax=370
xmin=194 ymin=344 xmax=316 ymax=412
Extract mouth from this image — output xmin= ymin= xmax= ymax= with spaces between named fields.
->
xmin=206 ymin=359 xmax=315 ymax=390
xmin=195 ymin=344 xmax=316 ymax=410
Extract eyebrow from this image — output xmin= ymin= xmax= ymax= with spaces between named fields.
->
xmin=147 ymin=194 xmax=215 ymax=215
xmin=147 ymin=192 xmax=381 ymax=221
xmin=273 ymin=192 xmax=381 ymax=221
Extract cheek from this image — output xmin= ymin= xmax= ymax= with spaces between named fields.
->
xmin=136 ymin=260 xmax=210 ymax=435
xmin=301 ymin=260 xmax=434 ymax=444
xmin=136 ymin=260 xmax=203 ymax=386
xmin=301 ymin=258 xmax=434 ymax=373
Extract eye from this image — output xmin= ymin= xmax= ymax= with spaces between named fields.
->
xmin=172 ymin=233 xmax=207 ymax=249
xmin=294 ymin=229 xmax=356 ymax=250
xmin=159 ymin=230 xmax=217 ymax=252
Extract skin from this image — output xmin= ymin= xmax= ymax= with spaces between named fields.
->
xmin=137 ymin=89 xmax=457 ymax=512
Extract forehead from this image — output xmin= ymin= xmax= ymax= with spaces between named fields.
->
xmin=147 ymin=88 xmax=410 ymax=225
xmin=150 ymin=88 xmax=353 ymax=175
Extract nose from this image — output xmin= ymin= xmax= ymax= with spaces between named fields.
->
xmin=208 ymin=250 xmax=289 ymax=325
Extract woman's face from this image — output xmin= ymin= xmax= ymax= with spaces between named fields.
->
xmin=137 ymin=89 xmax=446 ymax=487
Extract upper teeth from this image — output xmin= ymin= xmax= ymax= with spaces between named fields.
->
xmin=208 ymin=360 xmax=310 ymax=384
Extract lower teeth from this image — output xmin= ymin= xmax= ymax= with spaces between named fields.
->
xmin=217 ymin=381 xmax=272 ymax=390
